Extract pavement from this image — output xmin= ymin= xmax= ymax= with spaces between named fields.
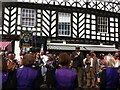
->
xmin=40 ymin=84 xmax=100 ymax=90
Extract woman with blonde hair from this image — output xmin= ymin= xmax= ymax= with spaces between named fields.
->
xmin=99 ymin=54 xmax=119 ymax=90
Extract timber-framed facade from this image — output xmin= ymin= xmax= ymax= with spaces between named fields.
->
xmin=1 ymin=0 xmax=120 ymax=53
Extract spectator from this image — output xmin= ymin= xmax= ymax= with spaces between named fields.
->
xmin=0 ymin=54 xmax=8 ymax=90
xmin=33 ymin=52 xmax=43 ymax=68
xmin=55 ymin=52 xmax=77 ymax=90
xmin=114 ymin=52 xmax=120 ymax=68
xmin=40 ymin=50 xmax=48 ymax=81
xmin=46 ymin=54 xmax=56 ymax=89
xmin=99 ymin=53 xmax=106 ymax=72
xmin=19 ymin=51 xmax=26 ymax=66
xmin=7 ymin=52 xmax=18 ymax=71
xmin=71 ymin=46 xmax=84 ymax=88
xmin=96 ymin=53 xmax=106 ymax=87
xmin=33 ymin=52 xmax=43 ymax=85
xmin=85 ymin=51 xmax=99 ymax=88
xmin=99 ymin=55 xmax=119 ymax=90
xmin=6 ymin=52 xmax=17 ymax=89
xmin=118 ymin=52 xmax=120 ymax=90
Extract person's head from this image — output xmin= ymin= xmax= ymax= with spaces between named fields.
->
xmin=7 ymin=52 xmax=15 ymax=60
xmin=89 ymin=51 xmax=95 ymax=57
xmin=53 ymin=53 xmax=57 ymax=59
xmin=86 ymin=53 xmax=89 ymax=58
xmin=40 ymin=50 xmax=44 ymax=55
xmin=114 ymin=52 xmax=119 ymax=58
xmin=35 ymin=52 xmax=40 ymax=59
xmin=22 ymin=54 xmax=35 ymax=66
xmin=8 ymin=52 xmax=15 ymax=60
xmin=104 ymin=55 xmax=115 ymax=67
xmin=100 ymin=53 xmax=105 ymax=59
xmin=58 ymin=52 xmax=70 ymax=67
xmin=75 ymin=46 xmax=80 ymax=52
xmin=20 ymin=51 xmax=26 ymax=56
xmin=46 ymin=51 xmax=49 ymax=54
xmin=48 ymin=54 xmax=53 ymax=61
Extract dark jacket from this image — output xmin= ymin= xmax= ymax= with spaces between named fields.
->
xmin=7 ymin=69 xmax=17 ymax=90
xmin=71 ymin=52 xmax=84 ymax=68
xmin=46 ymin=60 xmax=56 ymax=88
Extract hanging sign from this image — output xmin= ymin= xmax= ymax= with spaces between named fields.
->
xmin=20 ymin=30 xmax=32 ymax=48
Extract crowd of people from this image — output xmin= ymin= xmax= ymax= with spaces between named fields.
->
xmin=0 ymin=47 xmax=120 ymax=90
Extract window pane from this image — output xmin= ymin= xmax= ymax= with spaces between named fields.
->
xmin=21 ymin=8 xmax=36 ymax=27
xmin=97 ymin=16 xmax=108 ymax=33
xmin=58 ymin=12 xmax=71 ymax=36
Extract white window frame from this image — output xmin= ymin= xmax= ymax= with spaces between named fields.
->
xmin=21 ymin=8 xmax=36 ymax=27
xmin=97 ymin=16 xmax=108 ymax=33
xmin=58 ymin=12 xmax=71 ymax=36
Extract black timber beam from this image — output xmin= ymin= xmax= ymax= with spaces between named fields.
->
xmin=2 ymin=2 xmax=120 ymax=17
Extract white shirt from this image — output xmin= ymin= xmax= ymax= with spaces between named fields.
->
xmin=41 ymin=55 xmax=48 ymax=66
xmin=115 ymin=60 xmax=120 ymax=68
xmin=90 ymin=58 xmax=93 ymax=67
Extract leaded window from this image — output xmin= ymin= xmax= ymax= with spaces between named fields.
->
xmin=21 ymin=8 xmax=36 ymax=27
xmin=97 ymin=17 xmax=108 ymax=33
xmin=58 ymin=12 xmax=71 ymax=36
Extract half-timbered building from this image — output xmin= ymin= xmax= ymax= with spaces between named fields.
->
xmin=1 ymin=0 xmax=120 ymax=55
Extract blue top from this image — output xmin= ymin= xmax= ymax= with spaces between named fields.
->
xmin=106 ymin=67 xmax=119 ymax=89
xmin=55 ymin=68 xmax=77 ymax=90
xmin=0 ymin=71 xmax=8 ymax=89
xmin=16 ymin=66 xmax=38 ymax=90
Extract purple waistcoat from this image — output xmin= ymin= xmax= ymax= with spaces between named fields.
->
xmin=55 ymin=68 xmax=77 ymax=90
xmin=106 ymin=67 xmax=119 ymax=88
xmin=16 ymin=66 xmax=38 ymax=90
xmin=0 ymin=71 xmax=8 ymax=89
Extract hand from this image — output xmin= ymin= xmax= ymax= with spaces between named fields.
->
xmin=7 ymin=61 xmax=16 ymax=71
xmin=11 ymin=63 xmax=16 ymax=71
xmin=75 ymin=55 xmax=78 ymax=58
